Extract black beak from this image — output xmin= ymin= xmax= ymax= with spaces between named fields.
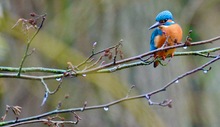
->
xmin=148 ymin=22 xmax=161 ymax=30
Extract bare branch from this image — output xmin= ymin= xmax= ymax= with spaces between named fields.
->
xmin=77 ymin=36 xmax=220 ymax=74
xmin=17 ymin=13 xmax=46 ymax=76
xmin=1 ymin=55 xmax=219 ymax=126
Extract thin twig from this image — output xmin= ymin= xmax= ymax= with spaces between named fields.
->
xmin=40 ymin=78 xmax=63 ymax=105
xmin=17 ymin=14 xmax=46 ymax=76
xmin=75 ymin=42 xmax=121 ymax=69
xmin=41 ymin=78 xmax=63 ymax=94
xmin=84 ymin=55 xmax=103 ymax=70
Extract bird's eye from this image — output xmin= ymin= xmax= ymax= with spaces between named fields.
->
xmin=159 ymin=19 xmax=168 ymax=23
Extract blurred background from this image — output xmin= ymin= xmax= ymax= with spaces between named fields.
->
xmin=0 ymin=0 xmax=220 ymax=127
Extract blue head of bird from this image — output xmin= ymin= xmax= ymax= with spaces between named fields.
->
xmin=149 ymin=10 xmax=174 ymax=30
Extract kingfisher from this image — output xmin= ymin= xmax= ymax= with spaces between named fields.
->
xmin=149 ymin=10 xmax=182 ymax=68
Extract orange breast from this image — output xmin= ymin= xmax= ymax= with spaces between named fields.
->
xmin=154 ymin=23 xmax=182 ymax=58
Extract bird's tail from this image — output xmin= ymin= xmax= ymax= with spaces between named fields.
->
xmin=153 ymin=61 xmax=159 ymax=68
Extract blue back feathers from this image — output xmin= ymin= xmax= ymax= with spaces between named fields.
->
xmin=155 ymin=10 xmax=174 ymax=22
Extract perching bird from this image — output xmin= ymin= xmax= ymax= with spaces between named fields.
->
xmin=149 ymin=10 xmax=182 ymax=68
